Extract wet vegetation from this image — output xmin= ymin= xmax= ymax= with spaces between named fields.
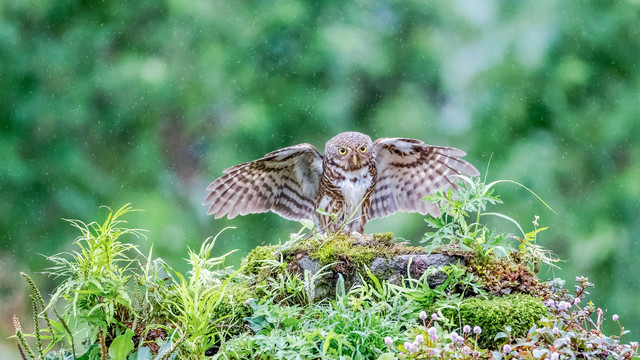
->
xmin=11 ymin=180 xmax=639 ymax=359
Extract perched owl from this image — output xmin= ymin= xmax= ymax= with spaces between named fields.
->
xmin=203 ymin=132 xmax=479 ymax=233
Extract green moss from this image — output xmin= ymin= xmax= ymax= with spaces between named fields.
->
xmin=242 ymin=245 xmax=279 ymax=276
xmin=372 ymin=232 xmax=394 ymax=243
xmin=442 ymin=294 xmax=548 ymax=349
xmin=292 ymin=232 xmax=424 ymax=272
xmin=312 ymin=234 xmax=376 ymax=267
xmin=212 ymin=281 xmax=256 ymax=336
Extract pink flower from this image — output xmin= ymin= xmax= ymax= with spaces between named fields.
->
xmin=613 ymin=314 xmax=619 ymax=321
xmin=431 ymin=313 xmax=438 ymax=321
xmin=462 ymin=346 xmax=471 ymax=355
xmin=415 ymin=335 xmax=424 ymax=344
xmin=503 ymin=345 xmax=512 ymax=353
xmin=427 ymin=327 xmax=438 ymax=341
xmin=558 ymin=301 xmax=571 ymax=311
xmin=450 ymin=331 xmax=461 ymax=343
xmin=384 ymin=336 xmax=393 ymax=345
xmin=463 ymin=325 xmax=471 ymax=333
xmin=473 ymin=326 xmax=482 ymax=334
xmin=419 ymin=311 xmax=427 ymax=320
xmin=404 ymin=341 xmax=415 ymax=354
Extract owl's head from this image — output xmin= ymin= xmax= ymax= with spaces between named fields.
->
xmin=324 ymin=131 xmax=374 ymax=171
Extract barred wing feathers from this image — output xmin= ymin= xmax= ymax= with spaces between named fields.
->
xmin=203 ymin=144 xmax=323 ymax=221
xmin=368 ymin=138 xmax=479 ymax=220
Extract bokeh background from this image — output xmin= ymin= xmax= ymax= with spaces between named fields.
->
xmin=1 ymin=0 xmax=639 ymax=357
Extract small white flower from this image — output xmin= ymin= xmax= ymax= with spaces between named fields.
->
xmin=503 ymin=344 xmax=512 ymax=353
xmin=384 ymin=336 xmax=393 ymax=345
xmin=463 ymin=325 xmax=471 ymax=333
xmin=552 ymin=327 xmax=560 ymax=335
xmin=613 ymin=314 xmax=619 ymax=321
xmin=431 ymin=313 xmax=438 ymax=321
xmin=473 ymin=326 xmax=482 ymax=334
xmin=419 ymin=311 xmax=427 ymax=320
xmin=415 ymin=334 xmax=424 ymax=344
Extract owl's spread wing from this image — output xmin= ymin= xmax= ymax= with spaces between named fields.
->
xmin=368 ymin=138 xmax=480 ymax=220
xmin=203 ymin=143 xmax=323 ymax=220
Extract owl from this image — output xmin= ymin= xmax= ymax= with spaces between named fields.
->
xmin=203 ymin=132 xmax=479 ymax=233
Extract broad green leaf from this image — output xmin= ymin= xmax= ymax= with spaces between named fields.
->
xmin=108 ymin=328 xmax=135 ymax=360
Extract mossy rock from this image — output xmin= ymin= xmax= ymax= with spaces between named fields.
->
xmin=290 ymin=232 xmax=427 ymax=269
xmin=441 ymin=293 xmax=548 ymax=349
xmin=212 ymin=281 xmax=257 ymax=335
xmin=242 ymin=245 xmax=279 ymax=276
xmin=240 ymin=234 xmax=489 ymax=303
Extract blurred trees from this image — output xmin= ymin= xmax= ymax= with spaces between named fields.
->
xmin=1 ymin=0 xmax=639 ymax=341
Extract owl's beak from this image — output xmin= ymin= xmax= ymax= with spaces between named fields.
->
xmin=352 ymin=154 xmax=358 ymax=166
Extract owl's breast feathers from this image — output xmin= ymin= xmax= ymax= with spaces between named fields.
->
xmin=314 ymin=159 xmax=377 ymax=233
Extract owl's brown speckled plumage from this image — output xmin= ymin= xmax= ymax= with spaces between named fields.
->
xmin=203 ymin=131 xmax=479 ymax=233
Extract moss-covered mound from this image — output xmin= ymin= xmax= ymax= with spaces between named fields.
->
xmin=211 ymin=281 xmax=257 ymax=336
xmin=441 ymin=293 xmax=548 ymax=349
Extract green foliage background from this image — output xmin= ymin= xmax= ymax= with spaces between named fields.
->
xmin=1 ymin=0 xmax=639 ymax=354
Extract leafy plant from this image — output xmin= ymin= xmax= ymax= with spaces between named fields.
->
xmin=45 ymin=204 xmax=146 ymax=343
xmin=157 ymin=228 xmax=243 ymax=359
xmin=422 ymin=176 xmax=557 ymax=269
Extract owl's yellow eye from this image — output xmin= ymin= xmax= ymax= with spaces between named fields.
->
xmin=359 ymin=145 xmax=367 ymax=153
xmin=338 ymin=148 xmax=347 ymax=155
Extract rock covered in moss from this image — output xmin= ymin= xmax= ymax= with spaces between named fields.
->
xmin=244 ymin=233 xmax=468 ymax=301
xmin=370 ymin=253 xmax=466 ymax=286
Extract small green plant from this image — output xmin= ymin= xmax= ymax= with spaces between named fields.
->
xmin=45 ymin=204 xmax=146 ymax=340
xmin=391 ymin=263 xmax=486 ymax=311
xmin=422 ymin=176 xmax=557 ymax=268
xmin=157 ymin=228 xmax=244 ymax=359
